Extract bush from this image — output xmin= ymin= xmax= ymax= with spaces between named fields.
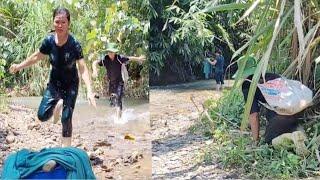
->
xmin=198 ymin=89 xmax=320 ymax=179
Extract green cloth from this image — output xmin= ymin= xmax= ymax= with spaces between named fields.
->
xmin=203 ymin=58 xmax=211 ymax=75
xmin=1 ymin=147 xmax=95 ymax=179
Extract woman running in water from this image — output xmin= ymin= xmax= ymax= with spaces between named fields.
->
xmin=9 ymin=7 xmax=96 ymax=147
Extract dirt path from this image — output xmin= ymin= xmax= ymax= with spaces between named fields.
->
xmin=0 ymin=98 xmax=151 ymax=179
xmin=151 ymin=80 xmax=239 ymax=179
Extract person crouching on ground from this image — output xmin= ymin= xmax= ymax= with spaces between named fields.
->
xmin=233 ymin=55 xmax=308 ymax=155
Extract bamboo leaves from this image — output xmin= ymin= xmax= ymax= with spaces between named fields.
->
xmin=260 ymin=0 xmax=286 ymax=80
xmin=202 ymin=2 xmax=251 ymax=13
xmin=1 ymin=0 xmax=148 ymax=96
xmin=235 ymin=0 xmax=260 ymax=25
xmin=316 ymin=56 xmax=320 ymax=64
xmin=216 ymin=24 xmax=235 ymax=53
xmin=240 ymin=0 xmax=289 ymax=130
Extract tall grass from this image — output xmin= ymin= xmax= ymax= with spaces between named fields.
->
xmin=204 ymin=0 xmax=320 ymax=129
xmin=196 ymin=90 xmax=320 ymax=179
xmin=184 ymin=0 xmax=320 ymax=178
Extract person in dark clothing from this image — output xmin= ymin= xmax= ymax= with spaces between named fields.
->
xmin=208 ymin=49 xmax=225 ymax=90
xmin=92 ymin=43 xmax=145 ymax=119
xmin=242 ymin=73 xmax=303 ymax=144
xmin=234 ymin=56 xmax=303 ymax=144
xmin=9 ymin=7 xmax=96 ymax=147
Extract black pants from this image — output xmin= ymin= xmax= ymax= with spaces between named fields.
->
xmin=37 ymin=83 xmax=78 ymax=137
xmin=264 ymin=115 xmax=302 ymax=143
xmin=109 ymin=82 xmax=124 ymax=110
xmin=241 ymin=73 xmax=301 ymax=144
xmin=242 ymin=73 xmax=281 ymax=114
xmin=215 ymin=71 xmax=224 ymax=85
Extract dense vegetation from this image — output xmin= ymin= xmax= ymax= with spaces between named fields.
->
xmin=0 ymin=0 xmax=149 ymax=98
xmin=150 ymin=0 xmax=251 ymax=84
xmin=193 ymin=89 xmax=320 ymax=179
xmin=152 ymin=0 xmax=320 ymax=178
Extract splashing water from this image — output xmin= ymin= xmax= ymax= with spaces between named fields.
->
xmin=112 ymin=108 xmax=150 ymax=125
xmin=113 ymin=108 xmax=135 ymax=124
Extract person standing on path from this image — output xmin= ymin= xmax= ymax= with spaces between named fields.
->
xmin=92 ymin=42 xmax=145 ymax=120
xmin=203 ymin=51 xmax=212 ymax=80
xmin=9 ymin=7 xmax=96 ymax=147
xmin=208 ymin=49 xmax=225 ymax=90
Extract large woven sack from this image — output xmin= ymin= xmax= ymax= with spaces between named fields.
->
xmin=257 ymin=77 xmax=313 ymax=115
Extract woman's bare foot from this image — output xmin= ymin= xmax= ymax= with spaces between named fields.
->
xmin=53 ymin=99 xmax=63 ymax=124
xmin=42 ymin=160 xmax=57 ymax=172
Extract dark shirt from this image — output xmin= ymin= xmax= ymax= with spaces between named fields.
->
xmin=39 ymin=34 xmax=83 ymax=88
xmin=215 ymin=55 xmax=224 ymax=73
xmin=242 ymin=73 xmax=281 ymax=119
xmin=98 ymin=54 xmax=129 ymax=84
xmin=242 ymin=73 xmax=302 ymax=143
xmin=242 ymin=73 xmax=281 ymax=91
xmin=242 ymin=72 xmax=303 ymax=143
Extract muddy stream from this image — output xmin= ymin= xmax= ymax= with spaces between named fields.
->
xmin=0 ymin=79 xmax=239 ymax=179
xmin=151 ymin=80 xmax=239 ymax=179
xmin=0 ymin=96 xmax=151 ymax=179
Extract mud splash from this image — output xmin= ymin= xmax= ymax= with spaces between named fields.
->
xmin=0 ymin=96 xmax=151 ymax=179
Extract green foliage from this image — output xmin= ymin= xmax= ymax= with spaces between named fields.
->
xmin=190 ymin=89 xmax=244 ymax=142
xmin=198 ymin=90 xmax=320 ymax=179
xmin=150 ymin=0 xmax=250 ymax=84
xmin=214 ymin=89 xmax=244 ymax=125
xmin=216 ymin=138 xmax=306 ymax=179
xmin=150 ymin=0 xmax=320 ymax=131
xmin=201 ymin=139 xmax=305 ymax=177
xmin=217 ymin=136 xmax=249 ymax=167
xmin=0 ymin=59 xmax=6 ymax=80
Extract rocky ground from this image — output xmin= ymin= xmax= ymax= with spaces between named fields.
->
xmin=151 ymin=80 xmax=240 ymax=179
xmin=0 ymin=100 xmax=151 ymax=179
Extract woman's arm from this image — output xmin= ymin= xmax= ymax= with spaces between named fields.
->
xmin=207 ymin=58 xmax=217 ymax=65
xmin=127 ymin=55 xmax=146 ymax=63
xmin=91 ymin=60 xmax=100 ymax=78
xmin=77 ymin=59 xmax=96 ymax=107
xmin=9 ymin=51 xmax=46 ymax=74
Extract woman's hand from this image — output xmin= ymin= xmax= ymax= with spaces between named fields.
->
xmin=9 ymin=64 xmax=21 ymax=74
xmin=138 ymin=55 xmax=146 ymax=61
xmin=9 ymin=51 xmax=45 ymax=74
xmin=77 ymin=59 xmax=97 ymax=108
xmin=128 ymin=55 xmax=146 ymax=62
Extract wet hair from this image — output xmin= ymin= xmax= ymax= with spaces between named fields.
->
xmin=53 ymin=7 xmax=70 ymax=22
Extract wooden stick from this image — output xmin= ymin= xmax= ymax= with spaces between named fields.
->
xmin=190 ymin=95 xmax=214 ymax=129
xmin=190 ymin=94 xmax=202 ymax=113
